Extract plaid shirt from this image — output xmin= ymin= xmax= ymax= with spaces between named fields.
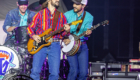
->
xmin=27 ymin=8 xmax=68 ymax=39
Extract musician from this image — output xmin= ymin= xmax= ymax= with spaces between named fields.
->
xmin=64 ymin=0 xmax=93 ymax=80
xmin=3 ymin=0 xmax=35 ymax=47
xmin=26 ymin=0 xmax=70 ymax=80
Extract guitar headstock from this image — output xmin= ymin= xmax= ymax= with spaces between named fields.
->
xmin=71 ymin=19 xmax=82 ymax=25
xmin=91 ymin=20 xmax=109 ymax=30
xmin=101 ymin=20 xmax=109 ymax=26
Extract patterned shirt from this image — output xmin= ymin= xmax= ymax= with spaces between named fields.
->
xmin=27 ymin=8 xmax=67 ymax=39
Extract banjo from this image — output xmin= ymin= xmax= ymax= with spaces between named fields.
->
xmin=61 ymin=20 xmax=109 ymax=56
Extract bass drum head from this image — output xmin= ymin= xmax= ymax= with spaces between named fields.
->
xmin=61 ymin=35 xmax=75 ymax=53
xmin=0 ymin=46 xmax=22 ymax=80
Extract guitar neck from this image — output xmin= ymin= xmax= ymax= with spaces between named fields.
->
xmin=44 ymin=23 xmax=72 ymax=39
xmin=76 ymin=23 xmax=101 ymax=40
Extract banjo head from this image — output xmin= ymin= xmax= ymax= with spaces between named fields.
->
xmin=61 ymin=35 xmax=75 ymax=53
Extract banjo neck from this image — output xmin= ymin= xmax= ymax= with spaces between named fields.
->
xmin=75 ymin=20 xmax=109 ymax=40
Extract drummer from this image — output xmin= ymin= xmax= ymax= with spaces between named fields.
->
xmin=3 ymin=0 xmax=35 ymax=47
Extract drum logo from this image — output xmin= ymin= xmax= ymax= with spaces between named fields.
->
xmin=0 ymin=50 xmax=16 ymax=79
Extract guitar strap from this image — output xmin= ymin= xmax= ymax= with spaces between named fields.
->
xmin=76 ymin=11 xmax=86 ymax=33
xmin=52 ymin=10 xmax=60 ymax=31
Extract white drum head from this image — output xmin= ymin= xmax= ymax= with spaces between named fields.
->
xmin=0 ymin=46 xmax=20 ymax=79
xmin=61 ymin=35 xmax=75 ymax=53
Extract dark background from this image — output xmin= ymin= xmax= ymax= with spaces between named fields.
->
xmin=63 ymin=0 xmax=140 ymax=62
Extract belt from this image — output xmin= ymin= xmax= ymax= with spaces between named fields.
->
xmin=53 ymin=39 xmax=60 ymax=42
xmin=48 ymin=38 xmax=60 ymax=42
xmin=81 ymin=41 xmax=86 ymax=45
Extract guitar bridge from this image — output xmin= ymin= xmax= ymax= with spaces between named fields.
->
xmin=48 ymin=38 xmax=53 ymax=42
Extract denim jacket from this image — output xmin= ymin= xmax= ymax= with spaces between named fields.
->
xmin=3 ymin=7 xmax=35 ymax=41
xmin=3 ymin=8 xmax=35 ymax=40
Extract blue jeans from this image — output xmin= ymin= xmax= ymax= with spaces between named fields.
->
xmin=30 ymin=42 xmax=61 ymax=80
xmin=67 ymin=43 xmax=89 ymax=80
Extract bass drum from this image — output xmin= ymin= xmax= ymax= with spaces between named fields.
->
xmin=0 ymin=46 xmax=22 ymax=80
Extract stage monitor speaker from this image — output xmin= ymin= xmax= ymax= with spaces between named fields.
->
xmin=105 ymin=78 xmax=135 ymax=80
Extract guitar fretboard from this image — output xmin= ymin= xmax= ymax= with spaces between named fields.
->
xmin=44 ymin=23 xmax=72 ymax=39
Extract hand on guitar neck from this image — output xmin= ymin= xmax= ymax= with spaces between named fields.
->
xmin=64 ymin=24 xmax=71 ymax=32
xmin=85 ymin=29 xmax=92 ymax=36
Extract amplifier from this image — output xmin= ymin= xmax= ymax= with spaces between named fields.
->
xmin=89 ymin=62 xmax=121 ymax=71
xmin=104 ymin=78 xmax=135 ymax=80
xmin=105 ymin=71 xmax=140 ymax=78
xmin=104 ymin=72 xmax=138 ymax=80
xmin=101 ymin=63 xmax=121 ymax=69
xmin=90 ymin=72 xmax=103 ymax=77
xmin=89 ymin=62 xmax=105 ymax=72
xmin=89 ymin=62 xmax=122 ymax=76
xmin=129 ymin=59 xmax=140 ymax=71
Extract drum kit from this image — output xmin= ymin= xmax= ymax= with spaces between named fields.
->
xmin=0 ymin=26 xmax=69 ymax=80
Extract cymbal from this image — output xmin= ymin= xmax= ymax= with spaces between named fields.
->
xmin=28 ymin=1 xmax=42 ymax=12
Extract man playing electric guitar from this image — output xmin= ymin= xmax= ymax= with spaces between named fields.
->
xmin=64 ymin=0 xmax=93 ymax=80
xmin=26 ymin=0 xmax=70 ymax=80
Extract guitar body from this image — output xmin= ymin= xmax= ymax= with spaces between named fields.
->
xmin=27 ymin=28 xmax=52 ymax=54
xmin=61 ymin=35 xmax=81 ymax=56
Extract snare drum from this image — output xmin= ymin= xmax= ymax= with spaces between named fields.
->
xmin=0 ymin=46 xmax=22 ymax=80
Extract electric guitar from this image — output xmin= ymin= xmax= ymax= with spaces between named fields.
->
xmin=27 ymin=20 xmax=82 ymax=54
